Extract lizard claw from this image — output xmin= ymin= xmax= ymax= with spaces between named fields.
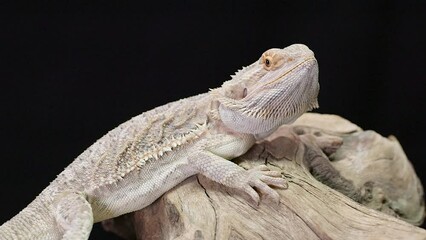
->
xmin=241 ymin=165 xmax=287 ymax=206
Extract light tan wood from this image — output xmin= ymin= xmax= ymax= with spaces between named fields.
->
xmin=103 ymin=113 xmax=425 ymax=240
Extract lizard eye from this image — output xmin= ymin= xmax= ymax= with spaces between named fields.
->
xmin=263 ymin=56 xmax=273 ymax=70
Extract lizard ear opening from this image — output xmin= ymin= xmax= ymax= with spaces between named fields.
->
xmin=242 ymin=88 xmax=248 ymax=98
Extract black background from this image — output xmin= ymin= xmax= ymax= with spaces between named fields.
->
xmin=1 ymin=1 xmax=425 ymax=239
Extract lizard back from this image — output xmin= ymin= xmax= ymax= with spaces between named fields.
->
xmin=64 ymin=93 xmax=211 ymax=192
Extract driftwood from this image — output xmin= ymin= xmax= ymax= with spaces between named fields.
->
xmin=103 ymin=113 xmax=426 ymax=240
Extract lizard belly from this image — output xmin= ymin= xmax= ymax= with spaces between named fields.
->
xmin=88 ymin=155 xmax=196 ymax=222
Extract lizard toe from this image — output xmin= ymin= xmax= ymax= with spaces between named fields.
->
xmin=251 ymin=179 xmax=281 ymax=205
xmin=251 ymin=164 xmax=271 ymax=171
xmin=242 ymin=185 xmax=261 ymax=206
xmin=244 ymin=165 xmax=286 ymax=205
xmin=260 ymin=175 xmax=288 ymax=189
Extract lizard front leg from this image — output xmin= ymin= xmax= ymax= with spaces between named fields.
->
xmin=192 ymin=152 xmax=287 ymax=204
xmin=190 ymin=135 xmax=287 ymax=205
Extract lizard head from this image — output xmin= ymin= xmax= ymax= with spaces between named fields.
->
xmin=215 ymin=44 xmax=319 ymax=137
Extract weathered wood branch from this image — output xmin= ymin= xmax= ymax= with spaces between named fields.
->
xmin=103 ymin=113 xmax=426 ymax=240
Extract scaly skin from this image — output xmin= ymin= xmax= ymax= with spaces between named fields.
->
xmin=0 ymin=44 xmax=319 ymax=239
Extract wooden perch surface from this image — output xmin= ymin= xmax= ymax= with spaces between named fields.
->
xmin=103 ymin=113 xmax=426 ymax=240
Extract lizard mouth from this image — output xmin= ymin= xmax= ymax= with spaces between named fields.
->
xmin=263 ymin=57 xmax=317 ymax=87
xmin=218 ymin=57 xmax=319 ymax=135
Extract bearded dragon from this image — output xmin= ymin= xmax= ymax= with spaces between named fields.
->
xmin=0 ymin=44 xmax=319 ymax=239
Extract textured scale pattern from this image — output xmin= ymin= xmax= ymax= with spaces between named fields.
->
xmin=89 ymin=94 xmax=210 ymax=189
xmin=0 ymin=44 xmax=319 ymax=240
